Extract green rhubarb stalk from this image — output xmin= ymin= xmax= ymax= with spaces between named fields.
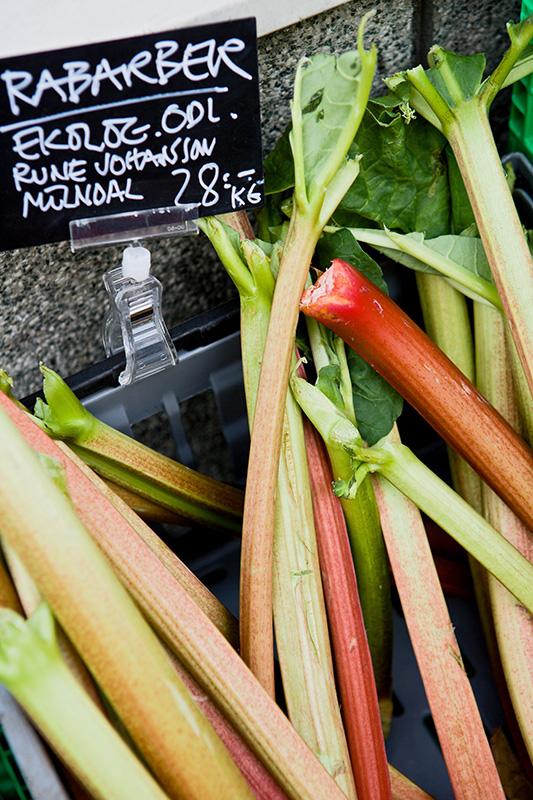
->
xmin=304 ymin=317 xmax=392 ymax=720
xmin=0 ymin=604 xmax=169 ymax=800
xmin=415 ymin=273 xmax=482 ymax=511
xmin=291 ymin=375 xmax=505 ymax=797
xmin=0 ymin=405 xmax=253 ymax=800
xmin=504 ymin=327 xmax=533 ymax=444
xmin=387 ymin=19 xmax=533 ymax=393
xmin=413 ymin=273 xmax=508 ymax=715
xmin=102 ymin=480 xmax=189 ymax=526
xmin=474 ymin=302 xmax=533 ymax=762
xmin=199 ymin=215 xmax=357 ymax=797
xmin=238 ymin=19 xmax=376 ymax=688
xmin=34 ymin=367 xmax=243 ymax=534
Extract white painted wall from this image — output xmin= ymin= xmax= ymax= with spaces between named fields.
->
xmin=0 ymin=0 xmax=347 ymax=57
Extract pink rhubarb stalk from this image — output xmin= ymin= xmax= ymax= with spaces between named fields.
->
xmin=372 ymin=430 xmax=504 ymax=800
xmin=304 ymin=421 xmax=391 ymax=800
xmin=300 ymin=260 xmax=533 ymax=529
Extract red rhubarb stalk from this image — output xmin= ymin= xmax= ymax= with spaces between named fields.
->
xmin=304 ymin=421 xmax=391 ymax=800
xmin=300 ymin=259 xmax=533 ymax=529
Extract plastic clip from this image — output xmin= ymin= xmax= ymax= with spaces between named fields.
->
xmin=102 ymin=245 xmax=178 ymax=386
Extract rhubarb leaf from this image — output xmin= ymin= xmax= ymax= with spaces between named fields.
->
xmin=292 ymin=46 xmax=374 ymax=210
xmin=316 ymin=365 xmax=345 ymax=409
xmin=315 ymin=229 xmax=388 ymax=294
xmin=446 ymin=148 xmax=475 ymax=233
xmin=347 ymin=351 xmax=403 ymax=446
xmin=427 ymin=49 xmax=486 ymax=105
xmin=334 ymin=100 xmax=450 ymax=237
xmin=264 ymin=127 xmax=293 ymax=195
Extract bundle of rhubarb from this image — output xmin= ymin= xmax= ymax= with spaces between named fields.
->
xmin=0 ymin=12 xmax=532 ymax=800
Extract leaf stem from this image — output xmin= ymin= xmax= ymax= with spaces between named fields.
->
xmin=386 ymin=229 xmax=502 ymax=309
xmin=480 ymin=19 xmax=533 ymax=107
xmin=240 ymin=212 xmax=318 ymax=693
xmin=201 ymin=214 xmax=357 ymax=793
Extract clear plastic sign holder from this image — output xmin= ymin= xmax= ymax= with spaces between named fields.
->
xmin=69 ymin=205 xmax=199 ymax=386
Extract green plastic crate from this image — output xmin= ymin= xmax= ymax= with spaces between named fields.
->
xmin=508 ymin=1 xmax=533 ymax=158
xmin=0 ymin=729 xmax=31 ymax=800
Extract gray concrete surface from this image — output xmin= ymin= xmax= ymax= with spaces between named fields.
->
xmin=0 ymin=0 xmax=522 ymax=396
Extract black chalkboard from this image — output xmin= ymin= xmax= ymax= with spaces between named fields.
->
xmin=0 ymin=18 xmax=263 ymax=251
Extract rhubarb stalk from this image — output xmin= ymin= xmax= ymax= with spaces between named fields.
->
xmin=238 ymin=21 xmax=376 ymax=689
xmin=372 ymin=461 xmax=504 ymax=800
xmin=304 ymin=421 xmax=391 ymax=800
xmin=415 ymin=273 xmax=483 ymax=511
xmin=0 ymin=379 xmax=238 ymax=645
xmin=474 ymin=302 xmax=533 ymax=761
xmin=300 ymin=260 xmax=533 ymax=529
xmin=387 ymin=19 xmax=533 ymax=392
xmin=0 ymin=405 xmax=252 ymax=800
xmin=0 ymin=604 xmax=169 ymax=800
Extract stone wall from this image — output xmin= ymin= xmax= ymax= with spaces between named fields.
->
xmin=0 ymin=0 xmax=520 ymax=396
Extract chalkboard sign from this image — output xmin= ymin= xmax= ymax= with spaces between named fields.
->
xmin=0 ymin=18 xmax=263 ymax=251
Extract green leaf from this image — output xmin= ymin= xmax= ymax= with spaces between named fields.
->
xmin=315 ymin=228 xmax=388 ymax=294
xmin=354 ymin=229 xmax=493 ymax=286
xmin=295 ymin=50 xmax=369 ymax=205
xmin=264 ymin=127 xmax=294 ymax=195
xmin=446 ymin=148 xmax=475 ymax=233
xmin=347 ymin=351 xmax=403 ymax=446
xmin=426 ymin=234 xmax=492 ymax=281
xmin=316 ymin=364 xmax=344 ymax=409
xmin=335 ymin=100 xmax=450 ymax=237
xmin=427 ymin=48 xmax=486 ymax=105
